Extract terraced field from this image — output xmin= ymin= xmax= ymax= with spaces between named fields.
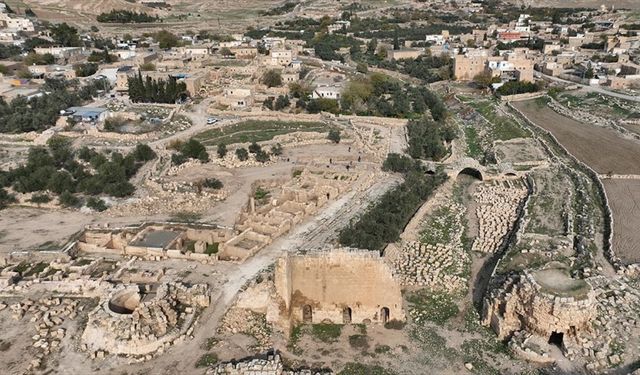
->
xmin=514 ymin=100 xmax=640 ymax=175
xmin=603 ymin=179 xmax=640 ymax=265
xmin=194 ymin=120 xmax=327 ymax=146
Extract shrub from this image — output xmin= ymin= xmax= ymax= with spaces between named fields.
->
xmin=311 ymin=324 xmax=342 ymax=343
xmin=270 ymin=143 xmax=283 ymax=156
xmin=262 ymin=69 xmax=283 ymax=87
xmin=202 ymin=178 xmax=223 ymax=189
xmin=328 ymin=129 xmax=341 ymax=144
xmin=30 ymin=193 xmax=51 ymax=204
xmin=255 ymin=150 xmax=270 ymax=163
xmin=86 ymin=197 xmax=108 ymax=212
xmin=248 ymin=142 xmax=261 ymax=154
xmin=133 ymin=143 xmax=156 ymax=161
xmin=382 ymin=153 xmax=418 ymax=173
xmin=217 ymin=143 xmax=227 ymax=158
xmin=171 ymin=153 xmax=187 ymax=165
xmin=181 ymin=139 xmax=209 ymax=162
xmin=235 ymin=148 xmax=249 ymax=161
xmin=384 ymin=319 xmax=405 ymax=330
xmin=195 ymin=353 xmax=218 ymax=368
xmin=59 ymin=191 xmax=80 ymax=207
xmin=348 ymin=334 xmax=369 ymax=350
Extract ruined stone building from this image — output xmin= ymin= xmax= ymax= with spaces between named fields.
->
xmin=483 ymin=265 xmax=596 ymax=350
xmin=271 ymin=250 xmax=404 ymax=330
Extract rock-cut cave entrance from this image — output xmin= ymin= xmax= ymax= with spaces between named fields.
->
xmin=548 ymin=331 xmax=564 ymax=348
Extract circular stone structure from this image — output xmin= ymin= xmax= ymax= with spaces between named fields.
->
xmin=108 ymin=289 xmax=141 ymax=315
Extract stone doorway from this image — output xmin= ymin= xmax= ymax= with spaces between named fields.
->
xmin=302 ymin=305 xmax=313 ymax=323
xmin=342 ymin=307 xmax=352 ymax=324
xmin=380 ymin=307 xmax=390 ymax=324
xmin=548 ymin=331 xmax=564 ymax=348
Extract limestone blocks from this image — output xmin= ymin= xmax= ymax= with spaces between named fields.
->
xmin=472 ymin=179 xmax=528 ymax=253
xmin=388 ymin=241 xmax=467 ymax=293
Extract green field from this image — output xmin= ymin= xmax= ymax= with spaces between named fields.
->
xmin=469 ymin=100 xmax=529 ymax=141
xmin=194 ymin=120 xmax=328 ymax=146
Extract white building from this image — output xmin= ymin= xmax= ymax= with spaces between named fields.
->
xmin=312 ymin=86 xmax=342 ymax=100
xmin=0 ymin=13 xmax=35 ymax=32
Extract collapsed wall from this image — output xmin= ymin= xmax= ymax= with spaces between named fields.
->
xmin=271 ymin=250 xmax=404 ymax=330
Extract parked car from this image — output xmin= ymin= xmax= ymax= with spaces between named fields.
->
xmin=206 ymin=117 xmax=218 ymax=125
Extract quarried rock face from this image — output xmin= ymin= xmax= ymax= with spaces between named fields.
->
xmin=483 ymin=266 xmax=596 ymax=346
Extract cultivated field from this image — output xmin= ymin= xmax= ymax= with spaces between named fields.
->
xmin=603 ymin=178 xmax=640 ymax=265
xmin=514 ymin=100 xmax=640 ymax=175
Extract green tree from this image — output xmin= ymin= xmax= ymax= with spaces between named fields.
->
xmin=59 ymin=191 xmax=80 ymax=207
xmin=262 ymin=69 xmax=283 ymax=88
xmin=274 ymin=95 xmax=290 ymax=110
xmin=255 ymin=150 xmax=270 ymax=163
xmin=328 ymin=129 xmax=341 ymax=144
xmin=133 ymin=143 xmax=156 ymax=161
xmin=248 ymin=142 xmax=261 ymax=154
xmin=155 ymin=30 xmax=179 ymax=49
xmin=235 ymin=147 xmax=249 ymax=161
xmin=270 ymin=143 xmax=283 ymax=156
xmin=86 ymin=197 xmax=108 ymax=212
xmin=181 ymin=139 xmax=209 ymax=161
xmin=217 ymin=143 xmax=227 ymax=158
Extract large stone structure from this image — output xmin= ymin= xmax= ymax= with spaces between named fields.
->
xmin=271 ymin=250 xmax=404 ymax=331
xmin=81 ymin=282 xmax=210 ymax=356
xmin=483 ymin=265 xmax=596 ymax=350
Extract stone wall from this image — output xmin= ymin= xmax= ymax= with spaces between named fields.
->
xmin=273 ymin=250 xmax=404 ymax=330
xmin=482 ymin=269 xmax=596 ymax=342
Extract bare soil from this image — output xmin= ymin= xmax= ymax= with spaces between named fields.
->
xmin=514 ymin=100 xmax=640 ymax=175
xmin=603 ymin=178 xmax=640 ymax=265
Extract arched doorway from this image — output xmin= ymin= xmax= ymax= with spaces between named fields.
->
xmin=457 ymin=167 xmax=483 ymax=181
xmin=380 ymin=307 xmax=390 ymax=324
xmin=302 ymin=305 xmax=313 ymax=323
xmin=342 ymin=307 xmax=352 ymax=324
xmin=548 ymin=331 xmax=564 ymax=348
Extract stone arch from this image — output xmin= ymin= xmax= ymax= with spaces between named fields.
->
xmin=342 ymin=307 xmax=352 ymax=324
xmin=457 ymin=167 xmax=483 ymax=181
xmin=380 ymin=307 xmax=390 ymax=324
xmin=302 ymin=305 xmax=313 ymax=323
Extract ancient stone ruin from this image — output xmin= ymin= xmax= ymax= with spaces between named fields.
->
xmin=271 ymin=249 xmax=404 ymax=332
xmin=483 ymin=264 xmax=596 ymax=362
xmin=81 ymin=282 xmax=209 ymax=357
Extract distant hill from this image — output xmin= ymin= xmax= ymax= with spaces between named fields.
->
xmin=507 ymin=0 xmax=640 ymax=10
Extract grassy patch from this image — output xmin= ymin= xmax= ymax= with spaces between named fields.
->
xmin=410 ymin=326 xmax=459 ymax=363
xmin=408 ymin=290 xmax=459 ymax=325
xmin=194 ymin=120 xmax=327 ymax=146
xmin=461 ymin=338 xmax=508 ymax=375
xmin=205 ymin=242 xmax=219 ymax=255
xmin=348 ymin=334 xmax=369 ymax=350
xmin=470 ymin=100 xmax=528 ymax=141
xmin=419 ymin=206 xmax=457 ymax=246
xmin=195 ymin=353 xmax=218 ymax=368
xmin=24 ymin=262 xmax=47 ymax=277
xmin=374 ymin=344 xmax=391 ymax=354
xmin=464 ymin=126 xmax=483 ymax=160
xmin=311 ymin=323 xmax=343 ymax=343
xmin=169 ymin=211 xmax=202 ymax=223
xmin=337 ymin=363 xmax=397 ymax=375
